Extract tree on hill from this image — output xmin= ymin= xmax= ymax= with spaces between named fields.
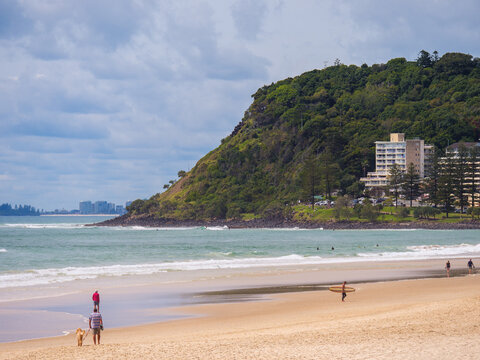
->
xmin=424 ymin=150 xmax=441 ymax=208
xmin=388 ymin=164 xmax=404 ymax=208
xmin=438 ymin=152 xmax=456 ymax=217
xmin=453 ymin=144 xmax=469 ymax=214
xmin=301 ymin=155 xmax=320 ymax=210
xmin=403 ymin=162 xmax=420 ymax=207
xmin=319 ymin=150 xmax=340 ymax=200
xmin=468 ymin=146 xmax=480 ymax=216
xmin=178 ymin=170 xmax=187 ymax=178
xmin=417 ymin=50 xmax=433 ymax=68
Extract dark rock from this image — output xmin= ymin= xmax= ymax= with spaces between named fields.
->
xmin=90 ymin=215 xmax=480 ymax=230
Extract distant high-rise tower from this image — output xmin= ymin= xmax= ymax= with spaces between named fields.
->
xmin=79 ymin=201 xmax=93 ymax=214
xmin=94 ymin=201 xmax=108 ymax=214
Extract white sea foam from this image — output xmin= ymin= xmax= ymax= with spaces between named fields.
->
xmin=0 ymin=223 xmax=198 ymax=231
xmin=357 ymin=243 xmax=480 ymax=260
xmin=205 ymin=226 xmax=230 ymax=231
xmin=3 ymin=242 xmax=480 ymax=289
xmin=0 ymin=255 xmax=324 ymax=288
xmin=0 ymin=248 xmax=6 ymax=253
xmin=206 ymin=251 xmax=233 ymax=257
xmin=262 ymin=227 xmax=319 ymax=231
xmin=111 ymin=226 xmax=197 ymax=231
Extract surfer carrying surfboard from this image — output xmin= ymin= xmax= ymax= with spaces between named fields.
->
xmin=342 ymin=281 xmax=347 ymax=302
xmin=329 ymin=283 xmax=355 ymax=299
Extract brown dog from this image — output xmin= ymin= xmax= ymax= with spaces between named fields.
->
xmin=76 ymin=328 xmax=86 ymax=346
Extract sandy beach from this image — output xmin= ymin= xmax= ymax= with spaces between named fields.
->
xmin=1 ymin=261 xmax=479 ymax=360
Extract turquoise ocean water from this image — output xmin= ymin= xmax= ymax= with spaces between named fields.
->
xmin=1 ymin=216 xmax=480 ymax=291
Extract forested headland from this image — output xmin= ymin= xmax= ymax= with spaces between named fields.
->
xmin=107 ymin=51 xmax=480 ymax=226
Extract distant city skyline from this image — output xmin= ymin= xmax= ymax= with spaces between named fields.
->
xmin=1 ymin=199 xmax=131 ymax=214
xmin=1 ymin=0 xmax=479 ymax=209
xmin=78 ymin=200 xmax=127 ymax=215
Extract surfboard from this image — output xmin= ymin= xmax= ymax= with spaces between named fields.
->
xmin=328 ymin=286 xmax=355 ymax=293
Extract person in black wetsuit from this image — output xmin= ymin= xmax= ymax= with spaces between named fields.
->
xmin=468 ymin=259 xmax=475 ymax=274
xmin=341 ymin=281 xmax=347 ymax=302
xmin=445 ymin=260 xmax=451 ymax=277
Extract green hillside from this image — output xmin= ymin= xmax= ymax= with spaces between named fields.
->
xmin=127 ymin=51 xmax=480 ymax=221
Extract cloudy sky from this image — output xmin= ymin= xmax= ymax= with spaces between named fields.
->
xmin=1 ymin=0 xmax=479 ymax=210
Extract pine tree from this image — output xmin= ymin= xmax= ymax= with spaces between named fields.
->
xmin=454 ymin=145 xmax=469 ymax=214
xmin=319 ymin=150 xmax=340 ymax=200
xmin=424 ymin=150 xmax=441 ymax=207
xmin=468 ymin=146 xmax=480 ymax=217
xmin=388 ymin=163 xmax=404 ymax=208
xmin=403 ymin=162 xmax=420 ymax=207
xmin=438 ymin=152 xmax=456 ymax=217
xmin=301 ymin=155 xmax=320 ymax=210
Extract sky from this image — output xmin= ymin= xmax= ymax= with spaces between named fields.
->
xmin=0 ymin=0 xmax=479 ymax=211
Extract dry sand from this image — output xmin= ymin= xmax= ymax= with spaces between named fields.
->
xmin=1 ymin=274 xmax=480 ymax=360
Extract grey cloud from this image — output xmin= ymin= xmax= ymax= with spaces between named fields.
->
xmin=343 ymin=0 xmax=480 ymax=62
xmin=0 ymin=1 xmax=32 ymax=38
xmin=73 ymin=0 xmax=145 ymax=48
xmin=18 ymin=0 xmax=147 ymax=54
xmin=55 ymin=95 xmax=113 ymax=114
xmin=231 ymin=0 xmax=267 ymax=40
xmin=205 ymin=48 xmax=270 ymax=80
xmin=7 ymin=117 xmax=109 ymax=139
xmin=161 ymin=3 xmax=269 ymax=81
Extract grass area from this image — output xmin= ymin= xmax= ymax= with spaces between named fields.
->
xmin=293 ymin=205 xmax=335 ymax=222
xmin=241 ymin=213 xmax=260 ymax=221
xmin=292 ymin=204 xmax=477 ymax=223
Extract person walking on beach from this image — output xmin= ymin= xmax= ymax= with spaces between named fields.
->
xmin=89 ymin=308 xmax=103 ymax=345
xmin=445 ymin=260 xmax=451 ymax=277
xmin=92 ymin=290 xmax=100 ymax=311
xmin=468 ymin=259 xmax=475 ymax=274
xmin=341 ymin=281 xmax=347 ymax=302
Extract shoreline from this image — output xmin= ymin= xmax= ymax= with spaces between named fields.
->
xmin=0 ymin=258 xmax=475 ymax=344
xmin=93 ymin=214 xmax=480 ymax=229
xmin=1 ymin=268 xmax=480 ymax=359
xmin=40 ymin=214 xmax=119 ymax=217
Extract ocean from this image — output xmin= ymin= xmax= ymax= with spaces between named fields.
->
xmin=1 ymin=216 xmax=480 ymax=292
xmin=2 ymin=215 xmax=480 ymax=342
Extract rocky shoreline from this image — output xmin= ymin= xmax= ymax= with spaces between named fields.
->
xmin=92 ymin=214 xmax=480 ymax=230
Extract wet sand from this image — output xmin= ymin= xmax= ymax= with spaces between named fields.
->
xmin=1 ymin=259 xmax=479 ymax=359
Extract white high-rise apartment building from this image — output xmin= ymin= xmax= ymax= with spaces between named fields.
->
xmin=361 ymin=133 xmax=431 ymax=189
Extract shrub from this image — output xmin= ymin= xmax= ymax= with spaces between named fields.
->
xmin=467 ymin=207 xmax=480 ymax=219
xmin=360 ymin=202 xmax=379 ymax=222
xmin=334 ymin=195 xmax=353 ymax=220
xmin=397 ymin=207 xmax=410 ymax=218
xmin=414 ymin=207 xmax=441 ymax=219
